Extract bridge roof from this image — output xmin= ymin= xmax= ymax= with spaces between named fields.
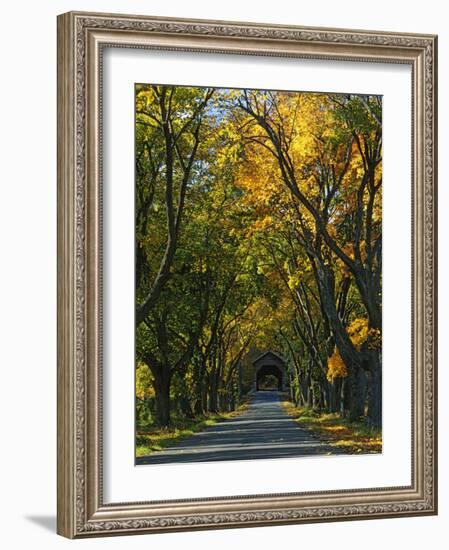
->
xmin=252 ymin=350 xmax=285 ymax=365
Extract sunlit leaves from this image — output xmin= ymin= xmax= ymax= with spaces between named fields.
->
xmin=136 ymin=363 xmax=154 ymax=400
xmin=135 ymin=84 xmax=383 ymax=426
xmin=327 ymin=348 xmax=348 ymax=381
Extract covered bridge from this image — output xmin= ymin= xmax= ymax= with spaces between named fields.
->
xmin=252 ymin=351 xmax=288 ymax=391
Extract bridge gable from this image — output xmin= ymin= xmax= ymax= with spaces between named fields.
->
xmin=252 ymin=351 xmax=285 ymax=368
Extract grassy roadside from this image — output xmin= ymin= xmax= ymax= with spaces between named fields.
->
xmin=282 ymin=401 xmax=382 ymax=454
xmin=136 ymin=398 xmax=251 ymax=458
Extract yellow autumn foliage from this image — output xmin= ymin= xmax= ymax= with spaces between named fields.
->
xmin=348 ymin=317 xmax=382 ymax=351
xmin=347 ymin=317 xmax=369 ymax=351
xmin=136 ymin=362 xmax=154 ymax=400
xmin=327 ymin=348 xmax=348 ymax=381
xmin=327 ymin=318 xmax=381 ymax=381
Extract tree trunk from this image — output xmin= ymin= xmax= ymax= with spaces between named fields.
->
xmin=322 ymin=380 xmax=331 ymax=411
xmin=334 ymin=378 xmax=343 ymax=413
xmin=348 ymin=366 xmax=366 ymax=421
xmin=194 ymin=395 xmax=204 ymax=415
xmin=339 ymin=378 xmax=346 ymax=415
xmin=180 ymin=395 xmax=194 ymax=418
xmin=153 ymin=369 xmax=171 ymax=427
xmin=193 ymin=360 xmax=206 ymax=415
xmin=367 ymin=351 xmax=382 ymax=428
xmin=208 ymin=371 xmax=219 ymax=413
xmin=328 ymin=380 xmax=338 ymax=413
xmin=229 ymin=388 xmax=236 ymax=412
xmin=342 ymin=377 xmax=350 ymax=417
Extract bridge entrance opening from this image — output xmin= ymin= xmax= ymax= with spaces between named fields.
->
xmin=256 ymin=365 xmax=283 ymax=391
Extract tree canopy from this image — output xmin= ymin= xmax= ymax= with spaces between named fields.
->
xmin=135 ymin=84 xmax=382 ymax=431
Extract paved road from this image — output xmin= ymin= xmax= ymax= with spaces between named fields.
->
xmin=136 ymin=391 xmax=342 ymax=465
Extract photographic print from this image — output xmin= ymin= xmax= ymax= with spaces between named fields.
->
xmin=135 ymin=84 xmax=382 ymax=465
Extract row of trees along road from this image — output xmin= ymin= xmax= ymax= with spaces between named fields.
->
xmin=135 ymin=84 xmax=382 ymax=431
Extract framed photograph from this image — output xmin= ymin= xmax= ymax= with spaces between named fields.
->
xmin=57 ymin=11 xmax=438 ymax=538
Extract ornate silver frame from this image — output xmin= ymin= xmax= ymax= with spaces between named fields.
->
xmin=57 ymin=11 xmax=438 ymax=538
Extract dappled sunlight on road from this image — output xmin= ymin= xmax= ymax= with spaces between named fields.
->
xmin=137 ymin=392 xmax=345 ymax=465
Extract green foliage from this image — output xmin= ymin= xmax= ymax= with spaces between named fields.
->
xmin=135 ymin=84 xmax=383 ymax=435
